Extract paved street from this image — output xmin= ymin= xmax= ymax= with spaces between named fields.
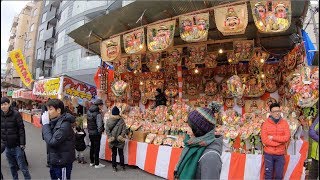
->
xmin=1 ymin=122 xmax=162 ymax=179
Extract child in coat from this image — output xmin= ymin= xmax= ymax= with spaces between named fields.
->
xmin=75 ymin=126 xmax=87 ymax=164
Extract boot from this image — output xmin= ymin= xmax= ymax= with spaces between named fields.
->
xmin=81 ymin=157 xmax=87 ymax=164
xmin=113 ymin=166 xmax=118 ymax=172
xmin=121 ymin=165 xmax=125 ymax=171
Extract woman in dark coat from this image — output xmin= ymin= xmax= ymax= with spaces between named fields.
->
xmin=75 ymin=126 xmax=87 ymax=164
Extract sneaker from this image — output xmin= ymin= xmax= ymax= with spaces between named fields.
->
xmin=95 ymin=164 xmax=105 ymax=168
xmin=113 ymin=167 xmax=118 ymax=172
xmin=90 ymin=163 xmax=94 ymax=167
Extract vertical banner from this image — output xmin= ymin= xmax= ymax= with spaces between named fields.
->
xmin=214 ymin=3 xmax=248 ymax=36
xmin=251 ymin=1 xmax=291 ymax=33
xmin=100 ymin=36 xmax=121 ymax=62
xmin=147 ymin=20 xmax=176 ymax=52
xmin=9 ymin=49 xmax=34 ymax=87
xmin=179 ymin=12 xmax=210 ymax=42
xmin=123 ymin=28 xmax=146 ymax=54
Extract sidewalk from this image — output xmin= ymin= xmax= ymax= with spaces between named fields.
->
xmin=1 ymin=122 xmax=161 ymax=179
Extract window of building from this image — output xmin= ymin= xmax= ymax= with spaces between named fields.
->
xmin=45 ymin=0 xmax=50 ymax=6
xmin=66 ymin=49 xmax=81 ymax=71
xmin=26 ymin=56 xmax=31 ymax=65
xmin=55 ymin=55 xmax=63 ymax=74
xmin=72 ymin=1 xmax=86 ymax=17
xmin=30 ymin=24 xmax=34 ymax=31
xmin=39 ymin=29 xmax=44 ymax=41
xmin=42 ymin=12 xmax=47 ymax=23
xmin=33 ymin=8 xmax=38 ymax=16
xmin=58 ymin=6 xmax=69 ymax=27
xmin=56 ymin=30 xmax=65 ymax=49
xmin=37 ymin=48 xmax=42 ymax=59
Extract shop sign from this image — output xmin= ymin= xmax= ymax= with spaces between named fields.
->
xmin=8 ymin=49 xmax=34 ymax=87
xmin=123 ymin=28 xmax=146 ymax=54
xmin=62 ymin=77 xmax=97 ymax=101
xmin=251 ymin=1 xmax=291 ymax=33
xmin=12 ymin=89 xmax=23 ymax=99
xmin=33 ymin=77 xmax=61 ymax=96
xmin=7 ymin=90 xmax=13 ymax=97
xmin=100 ymin=36 xmax=121 ymax=62
xmin=214 ymin=3 xmax=248 ymax=36
xmin=179 ymin=12 xmax=209 ymax=42
xmin=147 ymin=20 xmax=176 ymax=52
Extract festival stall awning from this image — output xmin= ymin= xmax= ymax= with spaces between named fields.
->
xmin=68 ymin=0 xmax=309 ymax=60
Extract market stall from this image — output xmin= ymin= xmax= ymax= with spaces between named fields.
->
xmin=69 ymin=0 xmax=317 ymax=179
xmin=32 ymin=75 xmax=97 ymax=128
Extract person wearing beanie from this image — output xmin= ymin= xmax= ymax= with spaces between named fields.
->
xmin=174 ymin=101 xmax=223 ymax=179
xmin=106 ymin=106 xmax=127 ymax=172
xmin=87 ymin=99 xmax=105 ymax=168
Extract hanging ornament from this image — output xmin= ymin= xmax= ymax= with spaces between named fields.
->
xmin=100 ymin=36 xmax=121 ymax=62
xmin=227 ymin=75 xmax=246 ymax=99
xmin=147 ymin=20 xmax=176 ymax=52
xmin=111 ymin=80 xmax=128 ymax=97
xmin=179 ymin=12 xmax=209 ymax=42
xmin=123 ymin=28 xmax=146 ymax=54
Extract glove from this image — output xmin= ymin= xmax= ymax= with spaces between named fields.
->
xmin=20 ymin=145 xmax=25 ymax=150
xmin=41 ymin=111 xmax=50 ymax=125
xmin=108 ymin=137 xmax=115 ymax=143
xmin=117 ymin=135 xmax=125 ymax=142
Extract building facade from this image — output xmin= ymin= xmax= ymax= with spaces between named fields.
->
xmin=35 ymin=0 xmax=132 ymax=85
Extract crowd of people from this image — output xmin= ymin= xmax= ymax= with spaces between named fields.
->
xmin=1 ymin=96 xmax=319 ymax=179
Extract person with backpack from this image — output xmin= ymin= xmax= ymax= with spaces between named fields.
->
xmin=106 ymin=106 xmax=127 ymax=172
xmin=74 ymin=126 xmax=87 ymax=164
xmin=1 ymin=97 xmax=31 ymax=179
xmin=87 ymin=99 xmax=105 ymax=168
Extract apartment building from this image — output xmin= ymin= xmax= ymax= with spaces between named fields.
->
xmin=35 ymin=0 xmax=129 ymax=85
xmin=5 ymin=1 xmax=43 ymax=88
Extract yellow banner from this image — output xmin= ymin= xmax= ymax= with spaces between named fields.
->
xmin=9 ymin=49 xmax=34 ymax=87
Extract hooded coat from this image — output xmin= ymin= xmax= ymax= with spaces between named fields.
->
xmin=1 ymin=107 xmax=26 ymax=148
xmin=42 ymin=113 xmax=76 ymax=166
xmin=105 ymin=115 xmax=127 ymax=149
xmin=87 ymin=105 xmax=104 ymax=135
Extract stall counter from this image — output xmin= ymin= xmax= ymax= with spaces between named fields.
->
xmin=99 ymin=134 xmax=308 ymax=180
xmin=21 ymin=112 xmax=32 ymax=123
xmin=32 ymin=115 xmax=42 ymax=128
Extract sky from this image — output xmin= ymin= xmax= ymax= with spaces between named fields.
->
xmin=1 ymin=1 xmax=30 ymax=66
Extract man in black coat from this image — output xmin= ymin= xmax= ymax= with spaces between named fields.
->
xmin=87 ymin=99 xmax=105 ymax=168
xmin=1 ymin=97 xmax=31 ymax=179
xmin=41 ymin=99 xmax=76 ymax=180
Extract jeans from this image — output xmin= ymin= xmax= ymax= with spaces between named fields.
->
xmin=5 ymin=146 xmax=31 ymax=180
xmin=264 ymin=153 xmax=285 ymax=180
xmin=112 ymin=147 xmax=124 ymax=168
xmin=309 ymin=159 xmax=319 ymax=180
xmin=49 ymin=163 xmax=73 ymax=180
xmin=89 ymin=134 xmax=101 ymax=165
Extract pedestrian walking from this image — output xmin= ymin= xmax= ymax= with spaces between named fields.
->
xmin=174 ymin=101 xmax=223 ymax=179
xmin=41 ymin=99 xmax=76 ymax=180
xmin=1 ymin=97 xmax=31 ymax=180
xmin=87 ymin=99 xmax=105 ymax=168
xmin=309 ymin=115 xmax=319 ymax=180
xmin=75 ymin=126 xmax=87 ymax=164
xmin=106 ymin=106 xmax=127 ymax=172
xmin=261 ymin=102 xmax=291 ymax=180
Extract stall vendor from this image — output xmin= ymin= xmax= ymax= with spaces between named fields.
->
xmin=154 ymin=88 xmax=167 ymax=108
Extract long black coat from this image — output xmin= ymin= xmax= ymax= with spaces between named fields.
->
xmin=42 ymin=113 xmax=76 ymax=166
xmin=75 ymin=130 xmax=86 ymax=151
xmin=1 ymin=108 xmax=26 ymax=148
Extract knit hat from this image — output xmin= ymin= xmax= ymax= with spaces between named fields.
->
xmin=188 ymin=107 xmax=216 ymax=137
xmin=112 ymin=106 xmax=120 ymax=115
xmin=94 ymin=99 xmax=104 ymax=106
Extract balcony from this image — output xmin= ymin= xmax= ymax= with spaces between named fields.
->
xmin=12 ymin=17 xmax=18 ymax=27
xmin=45 ymin=47 xmax=54 ymax=60
xmin=47 ymin=7 xmax=58 ymax=25
xmin=43 ymin=27 xmax=56 ymax=43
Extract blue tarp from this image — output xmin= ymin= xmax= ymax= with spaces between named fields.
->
xmin=302 ymin=29 xmax=316 ymax=66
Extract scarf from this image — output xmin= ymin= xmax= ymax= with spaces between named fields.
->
xmin=269 ymin=115 xmax=281 ymax=124
xmin=174 ymin=130 xmax=216 ymax=179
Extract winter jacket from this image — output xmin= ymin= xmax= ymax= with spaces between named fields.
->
xmin=87 ymin=105 xmax=104 ymax=135
xmin=1 ymin=108 xmax=26 ymax=148
xmin=75 ymin=129 xmax=87 ymax=151
xmin=106 ymin=115 xmax=127 ymax=149
xmin=42 ymin=113 xmax=76 ymax=166
xmin=195 ymin=135 xmax=223 ymax=179
xmin=261 ymin=117 xmax=291 ymax=155
xmin=1 ymin=141 xmax=5 ymax=153
xmin=309 ymin=116 xmax=319 ymax=161
xmin=155 ymin=93 xmax=167 ymax=107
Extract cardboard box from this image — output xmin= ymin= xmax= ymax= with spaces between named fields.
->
xmin=132 ymin=131 xmax=148 ymax=142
